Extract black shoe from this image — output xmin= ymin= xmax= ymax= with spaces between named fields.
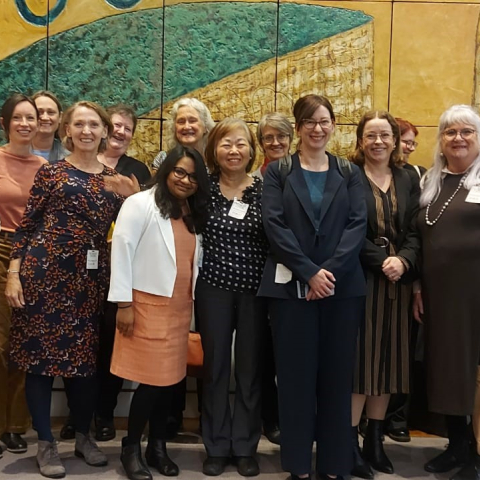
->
xmin=145 ymin=438 xmax=179 ymax=476
xmin=203 ymin=456 xmax=229 ymax=476
xmin=94 ymin=415 xmax=116 ymax=442
xmin=235 ymin=456 xmax=260 ymax=477
xmin=0 ymin=432 xmax=27 ymax=453
xmin=387 ymin=427 xmax=411 ymax=443
xmin=351 ymin=426 xmax=374 ymax=479
xmin=363 ymin=419 xmax=394 ymax=474
xmin=264 ymin=424 xmax=281 ymax=445
xmin=59 ymin=414 xmax=75 ymax=440
xmin=120 ymin=437 xmax=152 ymax=480
xmin=425 ymin=445 xmax=470 ymax=473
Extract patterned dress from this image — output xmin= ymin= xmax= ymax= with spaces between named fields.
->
xmin=9 ymin=160 xmax=122 ymax=377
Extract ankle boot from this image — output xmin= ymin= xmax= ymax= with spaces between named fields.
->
xmin=37 ymin=440 xmax=65 ymax=479
xmin=363 ymin=419 xmax=394 ymax=474
xmin=145 ymin=438 xmax=179 ymax=476
xmin=351 ymin=426 xmax=374 ymax=479
xmin=120 ymin=437 xmax=152 ymax=480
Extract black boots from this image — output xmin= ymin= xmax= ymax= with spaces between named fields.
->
xmin=425 ymin=415 xmax=471 ymax=474
xmin=120 ymin=437 xmax=152 ymax=480
xmin=351 ymin=426 xmax=374 ymax=479
xmin=363 ymin=419 xmax=394 ymax=474
xmin=145 ymin=438 xmax=179 ymax=477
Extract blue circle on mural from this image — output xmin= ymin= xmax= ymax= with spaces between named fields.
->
xmin=15 ymin=0 xmax=67 ymax=26
xmin=105 ymin=0 xmax=142 ymax=8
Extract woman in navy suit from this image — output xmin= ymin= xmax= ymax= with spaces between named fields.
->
xmin=258 ymin=94 xmax=367 ymax=480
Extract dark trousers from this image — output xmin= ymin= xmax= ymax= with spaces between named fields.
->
xmin=270 ymin=296 xmax=363 ymax=476
xmin=195 ymin=278 xmax=267 ymax=457
xmin=261 ymin=322 xmax=279 ymax=429
xmin=96 ymin=300 xmax=124 ymax=420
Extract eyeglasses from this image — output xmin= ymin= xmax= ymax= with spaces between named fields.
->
xmin=363 ymin=133 xmax=394 ymax=143
xmin=172 ymin=167 xmax=198 ymax=184
xmin=302 ymin=119 xmax=332 ymax=130
xmin=401 ymin=139 xmax=418 ymax=149
xmin=262 ymin=133 xmax=290 ymax=144
xmin=442 ymin=128 xmax=476 ymax=140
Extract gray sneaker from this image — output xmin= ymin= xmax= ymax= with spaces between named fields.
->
xmin=74 ymin=432 xmax=108 ymax=466
xmin=37 ymin=440 xmax=66 ymax=479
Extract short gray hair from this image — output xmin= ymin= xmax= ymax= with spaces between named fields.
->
xmin=420 ymin=105 xmax=480 ymax=207
xmin=166 ymin=98 xmax=215 ymax=153
xmin=256 ymin=112 xmax=294 ymax=148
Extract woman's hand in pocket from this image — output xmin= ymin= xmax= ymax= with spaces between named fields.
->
xmin=116 ymin=305 xmax=134 ymax=337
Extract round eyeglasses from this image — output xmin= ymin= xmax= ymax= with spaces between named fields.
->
xmin=442 ymin=128 xmax=476 ymax=141
xmin=262 ymin=133 xmax=290 ymax=144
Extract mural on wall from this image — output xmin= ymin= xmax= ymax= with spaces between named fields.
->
xmin=3 ymin=0 xmax=480 ymax=166
xmin=0 ymin=0 xmax=372 ymax=165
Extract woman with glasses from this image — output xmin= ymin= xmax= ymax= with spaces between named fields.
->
xmin=349 ymin=111 xmax=420 ymax=477
xmin=395 ymin=118 xmax=426 ymax=177
xmin=414 ymin=105 xmax=480 ymax=480
xmin=196 ymin=118 xmax=269 ymax=477
xmin=109 ymin=146 xmax=210 ymax=480
xmin=259 ymin=94 xmax=367 ymax=480
xmin=253 ymin=112 xmax=294 ymax=446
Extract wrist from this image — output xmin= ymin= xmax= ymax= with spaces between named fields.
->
xmin=7 ymin=269 xmax=20 ymax=275
xmin=117 ymin=303 xmax=132 ymax=309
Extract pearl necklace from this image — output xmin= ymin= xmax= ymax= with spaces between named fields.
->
xmin=425 ymin=173 xmax=467 ymax=226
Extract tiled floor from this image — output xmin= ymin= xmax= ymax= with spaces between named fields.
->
xmin=0 ymin=429 xmax=455 ymax=480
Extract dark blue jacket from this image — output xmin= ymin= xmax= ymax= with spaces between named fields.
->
xmin=258 ymin=152 xmax=367 ymax=300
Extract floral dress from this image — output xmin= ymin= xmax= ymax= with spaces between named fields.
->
xmin=9 ymin=160 xmax=123 ymax=377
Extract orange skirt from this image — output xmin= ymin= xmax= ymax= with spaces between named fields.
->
xmin=111 ymin=289 xmax=192 ymax=386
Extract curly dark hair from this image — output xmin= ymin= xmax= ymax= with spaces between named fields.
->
xmin=149 ymin=146 xmax=210 ymax=234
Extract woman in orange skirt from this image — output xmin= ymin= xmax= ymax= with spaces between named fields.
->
xmin=108 ymin=146 xmax=210 ymax=480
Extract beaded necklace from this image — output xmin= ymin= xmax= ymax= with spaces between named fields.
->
xmin=425 ymin=173 xmax=467 ymax=226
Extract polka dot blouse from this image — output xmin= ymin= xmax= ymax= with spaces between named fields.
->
xmin=200 ymin=175 xmax=269 ymax=293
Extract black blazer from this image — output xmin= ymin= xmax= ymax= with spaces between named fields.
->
xmin=359 ymin=165 xmax=420 ymax=280
xmin=258 ymin=152 xmax=367 ymax=300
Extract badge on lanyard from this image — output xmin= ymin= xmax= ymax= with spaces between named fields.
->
xmin=465 ymin=186 xmax=480 ymax=203
xmin=87 ymin=250 xmax=99 ymax=270
xmin=228 ymin=197 xmax=249 ymax=219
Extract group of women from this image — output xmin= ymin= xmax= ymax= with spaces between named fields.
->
xmin=0 ymin=89 xmax=480 ymax=480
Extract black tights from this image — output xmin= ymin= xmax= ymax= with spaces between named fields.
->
xmin=25 ymin=373 xmax=97 ymax=442
xmin=127 ymin=381 xmax=179 ymax=444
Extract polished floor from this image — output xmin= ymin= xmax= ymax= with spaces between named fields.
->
xmin=0 ymin=427 xmax=457 ymax=480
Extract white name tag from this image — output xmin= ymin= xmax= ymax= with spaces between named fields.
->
xmin=228 ymin=198 xmax=249 ymax=219
xmin=275 ymin=263 xmax=292 ymax=284
xmin=465 ymin=186 xmax=480 ymax=203
xmin=86 ymin=250 xmax=99 ymax=270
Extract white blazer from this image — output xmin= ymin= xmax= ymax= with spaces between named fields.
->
xmin=108 ymin=188 xmax=201 ymax=303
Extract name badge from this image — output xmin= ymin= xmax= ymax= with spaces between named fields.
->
xmin=275 ymin=263 xmax=292 ymax=284
xmin=228 ymin=198 xmax=249 ymax=219
xmin=87 ymin=250 xmax=99 ymax=270
xmin=465 ymin=186 xmax=480 ymax=203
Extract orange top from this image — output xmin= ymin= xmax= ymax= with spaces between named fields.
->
xmin=0 ymin=147 xmax=46 ymax=231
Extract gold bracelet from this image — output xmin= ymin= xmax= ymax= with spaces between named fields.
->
xmin=7 ymin=269 xmax=20 ymax=274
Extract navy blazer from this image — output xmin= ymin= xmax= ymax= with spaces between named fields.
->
xmin=359 ymin=165 xmax=420 ymax=278
xmin=258 ymin=152 xmax=367 ymax=300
